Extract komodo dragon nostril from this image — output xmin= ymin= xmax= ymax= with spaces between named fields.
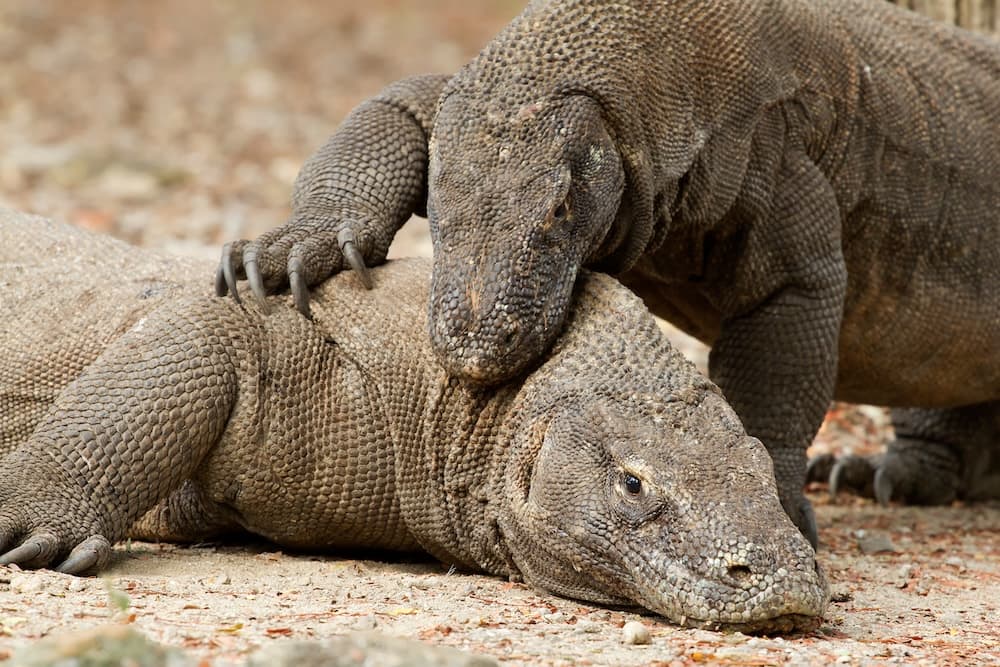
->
xmin=727 ymin=564 xmax=753 ymax=583
xmin=501 ymin=321 xmax=520 ymax=348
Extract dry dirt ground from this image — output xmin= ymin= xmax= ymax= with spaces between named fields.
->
xmin=0 ymin=2 xmax=997 ymax=665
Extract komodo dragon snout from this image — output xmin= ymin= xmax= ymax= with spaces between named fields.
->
xmin=427 ymin=93 xmax=625 ymax=383
xmin=499 ymin=391 xmax=828 ymax=632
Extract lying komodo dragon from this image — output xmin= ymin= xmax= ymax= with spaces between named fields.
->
xmin=0 ymin=209 xmax=827 ymax=633
xmin=215 ymin=0 xmax=1000 ymax=546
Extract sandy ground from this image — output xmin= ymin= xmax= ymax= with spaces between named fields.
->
xmin=1 ymin=498 xmax=997 ymax=665
xmin=1 ymin=1 xmax=998 ymax=665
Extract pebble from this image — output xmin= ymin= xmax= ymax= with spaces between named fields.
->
xmin=10 ymin=572 xmax=46 ymax=594
xmin=353 ymin=614 xmax=378 ymax=631
xmin=829 ymin=585 xmax=853 ymax=603
xmin=201 ymin=573 xmax=231 ymax=589
xmin=621 ymin=620 xmax=651 ymax=645
xmin=574 ymin=620 xmax=601 ymax=634
xmin=857 ymin=531 xmax=898 ymax=554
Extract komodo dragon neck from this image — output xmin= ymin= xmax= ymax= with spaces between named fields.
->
xmin=298 ymin=264 xmax=525 ymax=576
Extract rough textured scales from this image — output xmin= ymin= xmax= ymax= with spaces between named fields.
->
xmin=220 ymin=0 xmax=1000 ymax=545
xmin=0 ymin=209 xmax=827 ymax=632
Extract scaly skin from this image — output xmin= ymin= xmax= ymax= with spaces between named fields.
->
xmin=219 ymin=0 xmax=1000 ymax=543
xmin=0 ymin=210 xmax=827 ymax=632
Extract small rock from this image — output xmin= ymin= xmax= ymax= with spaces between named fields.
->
xmin=201 ymin=573 xmax=232 ymax=589
xmin=622 ymin=620 xmax=651 ymax=645
xmin=857 ymin=531 xmax=898 ymax=554
xmin=830 ymin=585 xmax=853 ymax=603
xmin=66 ymin=577 xmax=88 ymax=592
xmin=896 ymin=564 xmax=914 ymax=587
xmin=543 ymin=611 xmax=567 ymax=623
xmin=10 ymin=572 xmax=46 ymax=594
xmin=574 ymin=620 xmax=601 ymax=634
xmin=353 ymin=614 xmax=378 ymax=631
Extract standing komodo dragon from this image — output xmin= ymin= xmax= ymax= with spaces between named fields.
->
xmin=216 ymin=0 xmax=1000 ymax=546
xmin=0 ymin=209 xmax=828 ymax=632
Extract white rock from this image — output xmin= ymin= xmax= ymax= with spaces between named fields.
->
xmin=621 ymin=620 xmax=651 ymax=645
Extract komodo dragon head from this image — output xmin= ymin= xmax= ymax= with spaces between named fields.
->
xmin=494 ymin=271 xmax=829 ymax=632
xmin=424 ymin=2 xmax=690 ymax=385
xmin=427 ymin=90 xmax=626 ymax=384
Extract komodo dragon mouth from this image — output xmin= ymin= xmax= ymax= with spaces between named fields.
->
xmin=631 ymin=556 xmax=830 ymax=634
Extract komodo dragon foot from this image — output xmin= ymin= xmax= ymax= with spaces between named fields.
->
xmin=216 ymin=225 xmax=375 ymax=319
xmin=0 ymin=492 xmax=112 ymax=574
xmin=807 ymin=404 xmax=1000 ymax=505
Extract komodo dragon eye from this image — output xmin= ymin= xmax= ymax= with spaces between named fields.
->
xmin=623 ymin=473 xmax=642 ymax=495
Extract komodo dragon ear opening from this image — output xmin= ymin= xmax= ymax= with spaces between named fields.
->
xmin=498 ymin=403 xmax=645 ymax=607
xmin=505 ymin=416 xmax=554 ymax=507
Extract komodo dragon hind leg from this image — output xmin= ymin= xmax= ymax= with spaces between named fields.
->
xmin=129 ymin=480 xmax=244 ymax=544
xmin=810 ymin=402 xmax=1000 ymax=505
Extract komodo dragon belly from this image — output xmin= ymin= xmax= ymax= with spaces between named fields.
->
xmin=620 ymin=258 xmax=1000 ymax=409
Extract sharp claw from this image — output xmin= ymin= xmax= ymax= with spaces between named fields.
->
xmin=214 ymin=262 xmax=228 ymax=297
xmin=243 ymin=250 xmax=270 ymax=315
xmin=829 ymin=460 xmax=849 ymax=499
xmin=873 ymin=468 xmax=894 ymax=507
xmin=288 ymin=256 xmax=312 ymax=319
xmin=338 ymin=228 xmax=373 ymax=289
xmin=221 ymin=243 xmax=242 ymax=305
xmin=55 ymin=551 xmax=97 ymax=575
xmin=805 ymin=453 xmax=833 ymax=484
xmin=0 ymin=541 xmax=43 ymax=566
xmin=55 ymin=535 xmax=111 ymax=575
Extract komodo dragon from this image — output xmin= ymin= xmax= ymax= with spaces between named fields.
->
xmin=0 ymin=209 xmax=828 ymax=632
xmin=216 ymin=0 xmax=1000 ymax=546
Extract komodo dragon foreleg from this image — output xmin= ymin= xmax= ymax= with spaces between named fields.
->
xmin=0 ymin=298 xmax=240 ymax=573
xmin=216 ymin=74 xmax=448 ymax=316
xmin=810 ymin=402 xmax=1000 ymax=504
xmin=708 ymin=151 xmax=846 ymax=548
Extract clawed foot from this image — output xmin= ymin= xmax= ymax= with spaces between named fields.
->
xmin=215 ymin=218 xmax=378 ymax=318
xmin=0 ymin=529 xmax=111 ymax=575
xmin=807 ymin=439 xmax=961 ymax=506
xmin=0 ymin=483 xmax=114 ymax=575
